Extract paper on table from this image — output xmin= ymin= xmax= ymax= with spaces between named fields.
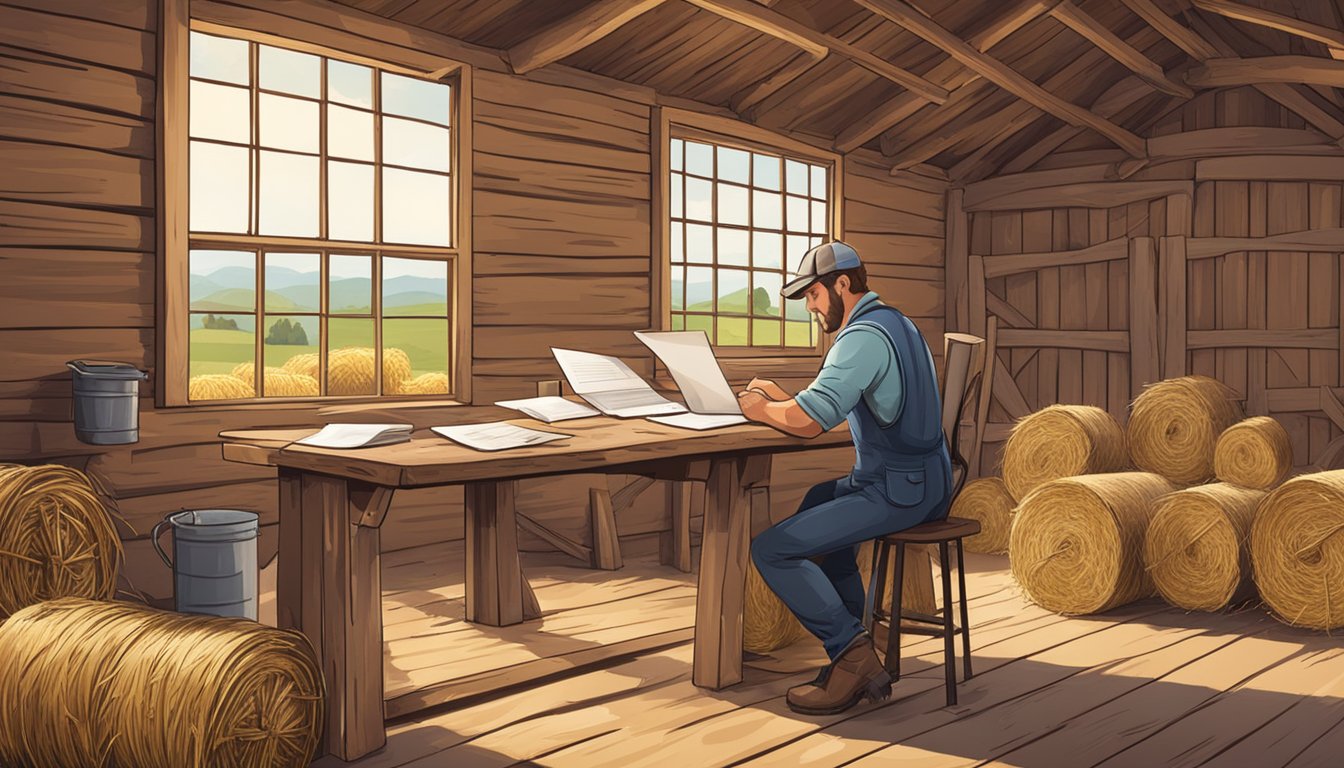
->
xmin=295 ymin=423 xmax=413 ymax=449
xmin=494 ymin=396 xmax=599 ymax=423
xmin=648 ymin=413 xmax=748 ymax=431
xmin=551 ymin=348 xmax=685 ymax=418
xmin=431 ymin=422 xmax=572 ymax=452
xmin=634 ymin=331 xmax=742 ymax=415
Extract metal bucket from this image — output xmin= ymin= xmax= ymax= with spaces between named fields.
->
xmin=152 ymin=509 xmax=259 ymax=620
xmin=66 ymin=360 xmax=148 ymax=445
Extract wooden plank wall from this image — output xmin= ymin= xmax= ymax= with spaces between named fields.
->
xmin=0 ymin=1 xmax=946 ymax=602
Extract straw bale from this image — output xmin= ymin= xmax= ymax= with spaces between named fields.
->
xmin=1002 ymin=405 xmax=1127 ymax=500
xmin=1128 ymin=376 xmax=1244 ymax=485
xmin=1251 ymin=470 xmax=1344 ymax=631
xmin=1214 ymin=416 xmax=1293 ymax=490
xmin=1143 ymin=483 xmax=1265 ymax=611
xmin=189 ymin=374 xmax=254 ymax=401
xmin=950 ymin=477 xmax=1016 ymax=554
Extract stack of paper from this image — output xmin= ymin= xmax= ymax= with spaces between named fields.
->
xmin=295 ymin=423 xmax=413 ymax=449
xmin=552 ymin=348 xmax=686 ymax=418
xmin=432 ymin=422 xmax=572 ymax=452
xmin=635 ymin=331 xmax=748 ymax=430
xmin=495 ymin=396 xmax=599 ymax=423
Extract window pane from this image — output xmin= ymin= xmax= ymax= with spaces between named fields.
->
xmin=381 ymin=72 xmax=451 ymax=126
xmin=718 ymin=228 xmax=748 ymax=267
xmin=259 ymin=151 xmax=319 ymax=237
xmin=259 ymin=45 xmax=319 ymax=98
xmin=670 ymin=314 xmax=685 ymax=331
xmin=752 ymin=272 xmax=782 ymax=316
xmin=752 ymin=318 xmax=780 ymax=347
xmin=327 ymin=161 xmax=374 ymax=242
xmin=752 ymin=190 xmax=782 ymax=231
xmin=811 ymin=200 xmax=827 ymax=234
xmin=265 ymin=252 xmax=319 ymax=312
xmin=190 ymin=32 xmax=248 ymax=85
xmin=786 ymin=235 xmax=811 ymax=272
xmin=670 ymin=265 xmax=685 ymax=311
xmin=260 ymin=93 xmax=319 ymax=153
xmin=718 ymin=269 xmax=748 ymax=314
xmin=753 ymin=231 xmax=782 ymax=270
xmin=189 ymin=312 xmax=255 ymax=383
xmin=329 ymin=60 xmax=373 ymax=108
xmin=717 ymin=183 xmax=748 ymax=226
xmin=785 ymin=320 xmax=812 ymax=347
xmin=718 ymin=316 xmax=747 ymax=346
xmin=753 ymin=153 xmax=780 ymax=191
xmin=383 ymin=117 xmax=450 ymax=172
xmin=382 ymin=168 xmax=452 ymax=245
xmin=386 ymin=318 xmax=449 ymax=394
xmin=384 ymin=256 xmax=448 ymax=315
xmin=685 ymin=177 xmax=712 ymax=222
xmin=327 ymin=319 xmax=376 ymax=396
xmin=189 ymin=141 xmax=249 ymax=233
xmin=686 ymin=266 xmax=713 ymax=311
xmin=786 ymin=195 xmax=808 ymax=232
xmin=670 ymin=172 xmax=684 ymax=219
xmin=811 ymin=164 xmax=827 ymax=200
xmin=685 ymin=141 xmax=713 ymax=177
xmin=686 ymin=314 xmax=712 ymax=337
xmin=670 ymin=138 xmax=683 ymax=172
xmin=670 ymin=222 xmax=683 ymax=264
xmin=190 ymin=250 xmax=254 ymax=312
xmin=785 ymin=159 xmax=809 ymax=195
xmin=328 ymin=104 xmax=373 ymax=161
xmin=190 ymin=81 xmax=249 ymax=144
xmin=330 ymin=254 xmax=372 ymax=314
xmin=262 ymin=315 xmax=320 ymax=397
xmin=717 ymin=146 xmax=750 ymax=184
xmin=686 ymin=223 xmax=712 ymax=264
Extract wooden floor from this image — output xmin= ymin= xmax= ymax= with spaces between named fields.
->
xmin=313 ymin=541 xmax=1344 ymax=768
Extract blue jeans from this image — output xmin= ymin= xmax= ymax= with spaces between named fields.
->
xmin=750 ymin=477 xmax=937 ymax=661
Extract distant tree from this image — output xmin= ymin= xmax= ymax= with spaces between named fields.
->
xmin=202 ymin=314 xmax=240 ymax=331
xmin=752 ymin=287 xmax=773 ymax=315
xmin=266 ymin=318 xmax=309 ymax=345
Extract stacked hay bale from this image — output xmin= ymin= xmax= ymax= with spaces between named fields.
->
xmin=1251 ymin=470 xmax=1344 ymax=631
xmin=328 ymin=347 xmax=412 ymax=395
xmin=950 ymin=477 xmax=1015 ymax=554
xmin=1128 ymin=376 xmax=1244 ymax=486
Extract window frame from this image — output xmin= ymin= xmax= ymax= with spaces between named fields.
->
xmin=653 ymin=108 xmax=843 ymax=360
xmin=158 ymin=16 xmax=473 ymax=407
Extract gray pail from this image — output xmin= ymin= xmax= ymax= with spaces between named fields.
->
xmin=66 ymin=360 xmax=148 ymax=445
xmin=152 ymin=509 xmax=259 ymax=621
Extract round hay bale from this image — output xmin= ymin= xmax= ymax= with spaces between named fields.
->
xmin=280 ymin=353 xmax=319 ymax=380
xmin=327 ymin=348 xmax=413 ymax=395
xmin=1214 ymin=416 xmax=1293 ymax=490
xmin=1143 ymin=483 xmax=1266 ymax=611
xmin=0 ymin=466 xmax=122 ymax=618
xmin=1128 ymin=376 xmax=1244 ymax=486
xmin=401 ymin=372 xmax=449 ymax=395
xmin=262 ymin=371 xmax=319 ymax=398
xmin=950 ymin=477 xmax=1016 ymax=554
xmin=0 ymin=597 xmax=324 ymax=768
xmin=383 ymin=347 xmax=412 ymax=394
xmin=1001 ymin=405 xmax=1128 ymax=500
xmin=189 ymin=374 xmax=254 ymax=401
xmin=1010 ymin=472 xmax=1177 ymax=615
xmin=744 ymin=559 xmax=806 ymax=652
xmin=1251 ymin=470 xmax=1344 ymax=631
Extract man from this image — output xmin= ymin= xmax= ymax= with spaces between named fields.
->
xmin=737 ymin=240 xmax=952 ymax=716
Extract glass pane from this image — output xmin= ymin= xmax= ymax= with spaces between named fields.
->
xmin=811 ymin=200 xmax=827 ymax=234
xmin=785 ymin=159 xmax=809 ymax=195
xmin=259 ymin=93 xmax=318 ymax=153
xmin=330 ymin=254 xmax=372 ymax=314
xmin=383 ymin=168 xmax=452 ymax=245
xmin=262 ymin=315 xmax=320 ymax=397
xmin=258 ymin=151 xmax=319 ymax=237
xmin=786 ymin=297 xmax=810 ymax=321
xmin=685 ymin=177 xmax=712 ymax=222
xmin=685 ymin=266 xmax=713 ymax=311
xmin=670 ymin=138 xmax=683 ymax=172
xmin=752 ymin=190 xmax=782 ymax=231
xmin=785 ymin=320 xmax=813 ymax=347
xmin=327 ymin=161 xmax=374 ymax=242
xmin=685 ymin=141 xmax=713 ymax=177
xmin=670 ymin=221 xmax=684 ymax=263
xmin=718 ymin=316 xmax=747 ymax=347
xmin=190 ymin=250 xmax=254 ymax=311
xmin=753 ymin=231 xmax=782 ymax=270
xmin=328 ymin=317 xmax=375 ymax=395
xmin=717 ymin=183 xmax=748 ymax=226
xmin=718 ymin=269 xmax=748 ymax=314
xmin=670 ymin=314 xmax=685 ymax=331
xmin=670 ymin=265 xmax=685 ymax=311
xmin=787 ymin=235 xmax=811 ymax=273
xmin=381 ymin=72 xmax=451 ymax=126
xmin=328 ymin=105 xmax=374 ymax=161
xmin=189 ymin=81 xmax=249 ymax=144
xmin=752 ymin=271 xmax=782 ymax=316
xmin=188 ymin=313 xmax=255 ymax=389
xmin=386 ymin=318 xmax=449 ymax=394
xmin=811 ymin=164 xmax=827 ymax=200
xmin=753 ymin=153 xmax=780 ymax=191
xmin=718 ymin=227 xmax=748 ymax=267
xmin=752 ymin=318 xmax=780 ymax=347
xmin=810 ymin=235 xmax=823 ymax=250
xmin=265 ymin=252 xmax=319 ymax=312
xmin=189 ymin=141 xmax=249 ymax=233
xmin=717 ymin=147 xmax=750 ymax=184
xmin=786 ymin=195 xmax=808 ymax=232
xmin=685 ymin=224 xmax=712 ymax=264
xmin=190 ymin=32 xmax=249 ymax=85
xmin=328 ymin=60 xmax=373 ymax=108
xmin=259 ymin=45 xmax=319 ymax=98
xmin=670 ymin=172 xmax=683 ymax=219
xmin=383 ymin=117 xmax=451 ymax=172
xmin=686 ymin=314 xmax=712 ymax=337
xmin=384 ymin=257 xmax=448 ymax=315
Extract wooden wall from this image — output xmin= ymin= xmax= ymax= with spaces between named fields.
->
xmin=0 ymin=0 xmax=946 ymax=603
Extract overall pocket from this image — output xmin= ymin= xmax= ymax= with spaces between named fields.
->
xmin=883 ymin=467 xmax=926 ymax=507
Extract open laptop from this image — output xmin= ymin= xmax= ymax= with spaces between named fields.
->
xmin=634 ymin=331 xmax=749 ymax=430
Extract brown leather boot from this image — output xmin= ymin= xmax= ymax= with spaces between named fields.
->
xmin=786 ymin=633 xmax=892 ymax=715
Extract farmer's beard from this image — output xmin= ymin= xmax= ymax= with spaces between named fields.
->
xmin=812 ymin=284 xmax=845 ymax=333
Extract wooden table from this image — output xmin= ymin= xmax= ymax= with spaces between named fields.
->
xmin=221 ymin=415 xmax=852 ymax=761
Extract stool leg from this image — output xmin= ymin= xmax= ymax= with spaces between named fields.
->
xmin=957 ymin=537 xmax=972 ymax=680
xmin=884 ymin=543 xmax=905 ymax=679
xmin=939 ymin=541 xmax=956 ymax=707
xmin=865 ymin=541 xmax=888 ymax=633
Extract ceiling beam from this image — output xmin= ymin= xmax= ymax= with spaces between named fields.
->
xmin=1049 ymin=0 xmax=1192 ymax=98
xmin=730 ymin=12 xmax=884 ymax=119
xmin=684 ymin=0 xmax=949 ymax=103
xmin=1191 ymin=0 xmax=1344 ymax=54
xmin=993 ymin=75 xmax=1156 ymax=176
xmin=1187 ymin=55 xmax=1344 ymax=88
xmin=1120 ymin=0 xmax=1220 ymax=60
xmin=834 ymin=0 xmax=1057 ymax=153
xmin=507 ymin=0 xmax=670 ymax=75
xmin=854 ymin=0 xmax=1148 ymax=158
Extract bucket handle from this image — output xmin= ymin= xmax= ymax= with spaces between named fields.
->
xmin=151 ymin=514 xmax=175 ymax=568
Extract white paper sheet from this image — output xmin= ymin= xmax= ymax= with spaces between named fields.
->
xmin=295 ymin=423 xmax=412 ymax=449
xmin=494 ymin=396 xmax=599 ymax=423
xmin=647 ymin=413 xmax=749 ymax=431
xmin=431 ymin=422 xmax=572 ymax=452
xmin=634 ymin=331 xmax=742 ymax=415
xmin=551 ymin=347 xmax=685 ymax=417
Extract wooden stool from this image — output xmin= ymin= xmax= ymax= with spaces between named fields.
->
xmin=864 ymin=517 xmax=980 ymax=707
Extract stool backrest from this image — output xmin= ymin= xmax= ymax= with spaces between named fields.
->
xmin=939 ymin=333 xmax=987 ymax=501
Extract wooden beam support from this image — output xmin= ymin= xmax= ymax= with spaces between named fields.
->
xmin=731 ymin=52 xmax=820 ymax=118
xmin=685 ymin=0 xmax=948 ymax=103
xmin=1159 ymin=235 xmax=1187 ymax=379
xmin=507 ymin=0 xmax=669 ymax=75
xmin=1187 ymin=228 xmax=1344 ymax=259
xmin=1186 ymin=329 xmax=1339 ymax=349
xmin=965 ymin=180 xmax=1193 ymax=212
xmin=969 ymin=315 xmax=998 ymax=479
xmin=979 ymin=237 xmax=1128 ymax=278
xmin=1187 ymin=55 xmax=1344 ymax=88
xmin=854 ymin=0 xmax=1147 ymax=158
xmin=1192 ymin=0 xmax=1344 ymax=53
xmin=1050 ymin=1 xmax=1192 ymax=97
xmin=465 ymin=480 xmax=541 ymax=626
xmin=610 ymin=475 xmax=656 ymax=512
xmin=1121 ymin=0 xmax=1220 ymax=60
xmin=1129 ymin=236 xmax=1161 ymax=395
xmin=693 ymin=457 xmax=751 ymax=689
xmin=662 ymin=480 xmax=696 ymax=573
xmin=516 ymin=511 xmax=592 ymax=563
xmin=589 ymin=487 xmax=624 ymax=570
xmin=996 ymin=329 xmax=1130 ymax=353
xmin=1196 ymin=155 xmax=1344 ymax=182
xmin=994 ymin=76 xmax=1153 ymax=176
xmin=945 ymin=188 xmax=969 ymax=334
xmin=991 ymin=368 xmax=1032 ymax=420
xmin=986 ymin=291 xmax=1035 ymax=328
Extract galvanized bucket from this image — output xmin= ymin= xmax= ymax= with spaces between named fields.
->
xmin=152 ymin=509 xmax=259 ymax=620
xmin=66 ymin=360 xmax=148 ymax=445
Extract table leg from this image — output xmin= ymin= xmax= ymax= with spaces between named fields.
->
xmin=661 ymin=481 xmax=695 ymax=573
xmin=465 ymin=479 xmax=541 ymax=626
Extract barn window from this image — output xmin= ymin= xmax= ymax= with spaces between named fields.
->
xmin=172 ymin=28 xmax=469 ymax=404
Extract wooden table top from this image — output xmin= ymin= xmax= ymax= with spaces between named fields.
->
xmin=220 ymin=415 xmax=853 ymax=488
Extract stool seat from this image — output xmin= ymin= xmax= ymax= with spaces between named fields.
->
xmin=879 ymin=517 xmax=981 ymax=544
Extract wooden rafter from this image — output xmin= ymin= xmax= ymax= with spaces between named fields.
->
xmin=684 ymin=0 xmax=949 ymax=103
xmin=1191 ymin=0 xmax=1344 ymax=54
xmin=1186 ymin=55 xmax=1344 ymax=87
xmin=507 ymin=0 xmax=670 ymax=75
xmin=1049 ymin=0 xmax=1192 ymax=98
xmin=731 ymin=13 xmax=885 ymax=118
xmin=854 ymin=0 xmax=1148 ymax=159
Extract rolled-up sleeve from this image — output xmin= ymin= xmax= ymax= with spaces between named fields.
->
xmin=794 ymin=328 xmax=890 ymax=431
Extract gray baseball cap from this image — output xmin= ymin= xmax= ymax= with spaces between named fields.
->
xmin=781 ymin=241 xmax=863 ymax=299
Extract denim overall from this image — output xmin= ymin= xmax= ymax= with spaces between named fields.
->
xmin=750 ymin=301 xmax=953 ymax=660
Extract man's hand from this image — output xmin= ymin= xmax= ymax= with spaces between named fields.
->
xmin=737 ymin=389 xmax=770 ymax=422
xmin=746 ymin=377 xmax=789 ymax=401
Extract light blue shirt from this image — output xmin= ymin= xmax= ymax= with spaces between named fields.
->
xmin=794 ymin=292 xmax=905 ymax=431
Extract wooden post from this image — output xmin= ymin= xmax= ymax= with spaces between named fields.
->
xmin=589 ymin=486 xmax=623 ymax=570
xmin=946 ymin=188 xmax=969 ymax=334
xmin=662 ymin=481 xmax=695 ymax=573
xmin=968 ymin=253 xmax=987 ymax=339
xmin=1159 ymin=235 xmax=1188 ymax=378
xmin=1129 ymin=236 xmax=1161 ymax=396
xmin=970 ymin=315 xmax=999 ymax=479
xmin=693 ymin=457 xmax=752 ymax=689
xmin=464 ymin=480 xmax=540 ymax=626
